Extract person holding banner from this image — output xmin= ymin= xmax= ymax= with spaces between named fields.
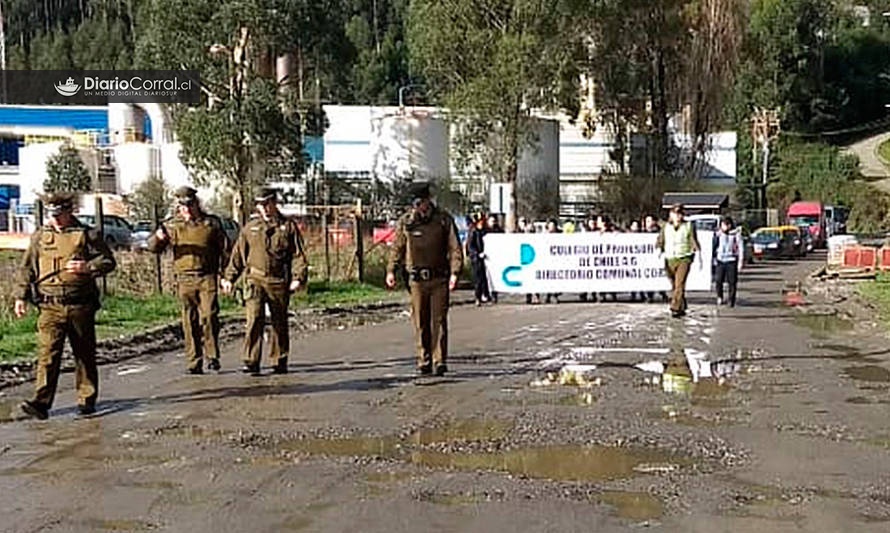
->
xmin=656 ymin=205 xmax=701 ymax=318
xmin=467 ymin=212 xmax=492 ymax=306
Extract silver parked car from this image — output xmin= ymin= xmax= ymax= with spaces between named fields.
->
xmin=78 ymin=214 xmax=134 ymax=250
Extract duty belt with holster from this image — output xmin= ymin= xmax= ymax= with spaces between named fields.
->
xmin=408 ymin=266 xmax=449 ymax=282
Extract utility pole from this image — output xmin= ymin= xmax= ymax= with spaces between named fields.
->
xmin=751 ymin=107 xmax=781 ymax=217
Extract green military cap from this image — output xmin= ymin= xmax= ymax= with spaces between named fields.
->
xmin=254 ymin=187 xmax=279 ymax=203
xmin=173 ymin=185 xmax=199 ymax=205
xmin=42 ymin=191 xmax=77 ymax=211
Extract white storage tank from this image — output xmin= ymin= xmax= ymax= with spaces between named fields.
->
xmin=108 ymin=103 xmax=146 ymax=144
xmin=371 ymin=109 xmax=449 ymax=183
xmin=113 ymin=143 xmax=160 ymax=195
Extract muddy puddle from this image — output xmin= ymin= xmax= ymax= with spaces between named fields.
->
xmin=843 ymin=365 xmax=890 ymax=383
xmin=279 ymin=419 xmax=514 ymax=459
xmin=596 ymin=490 xmax=664 ymax=520
xmin=793 ymin=314 xmax=854 ymax=338
xmin=275 ymin=418 xmax=689 ymax=484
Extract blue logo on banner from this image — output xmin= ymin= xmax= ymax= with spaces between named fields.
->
xmin=502 ymin=243 xmax=535 ymax=287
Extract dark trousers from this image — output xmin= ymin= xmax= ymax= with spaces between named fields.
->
xmin=665 ymin=257 xmax=692 ymax=313
xmin=34 ymin=303 xmax=98 ymax=410
xmin=715 ymin=260 xmax=738 ymax=306
xmin=471 ymin=259 xmax=491 ymax=302
xmin=410 ymin=279 xmax=450 ymax=368
xmin=177 ymin=273 xmax=221 ymax=370
xmin=244 ymin=279 xmax=291 ymax=366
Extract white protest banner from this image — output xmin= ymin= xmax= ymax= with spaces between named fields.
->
xmin=483 ymin=232 xmax=713 ymax=294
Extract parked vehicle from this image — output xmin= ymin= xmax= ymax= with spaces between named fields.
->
xmin=795 ymin=224 xmax=814 ymax=254
xmin=824 ymin=205 xmax=849 ymax=238
xmin=130 ymin=220 xmax=153 ymax=251
xmin=78 ymin=214 xmax=133 ymax=250
xmin=787 ymin=201 xmax=826 ymax=248
xmin=751 ymin=226 xmax=805 ymax=260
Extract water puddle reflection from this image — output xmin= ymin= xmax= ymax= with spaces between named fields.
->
xmin=793 ymin=314 xmax=853 ymax=338
xmin=274 ymin=419 xmax=689 ymax=484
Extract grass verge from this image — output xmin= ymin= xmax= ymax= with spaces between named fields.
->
xmin=858 ymin=273 xmax=890 ymax=325
xmin=0 ymin=281 xmax=397 ymax=363
xmin=879 ymin=139 xmax=890 ymax=167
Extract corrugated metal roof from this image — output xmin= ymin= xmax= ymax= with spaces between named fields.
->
xmin=0 ymin=105 xmax=151 ymax=138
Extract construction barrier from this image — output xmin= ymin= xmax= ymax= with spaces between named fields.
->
xmin=881 ymin=247 xmax=890 ymax=271
xmin=827 ymin=235 xmax=857 ymax=270
xmin=841 ymin=245 xmax=878 ymax=271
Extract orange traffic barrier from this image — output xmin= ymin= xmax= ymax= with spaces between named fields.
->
xmin=842 ymin=245 xmax=878 ymax=271
xmin=880 ymin=247 xmax=890 ymax=271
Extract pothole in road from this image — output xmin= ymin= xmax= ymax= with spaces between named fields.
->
xmin=843 ymin=365 xmax=890 ymax=383
xmin=274 ymin=419 xmax=690 ymax=484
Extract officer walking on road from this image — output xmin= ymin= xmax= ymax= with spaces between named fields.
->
xmin=656 ymin=204 xmax=701 ymax=318
xmin=386 ymin=182 xmax=464 ymax=376
xmin=148 ymin=186 xmax=229 ymax=374
xmin=14 ymin=192 xmax=116 ymax=420
xmin=222 ymin=188 xmax=308 ymax=375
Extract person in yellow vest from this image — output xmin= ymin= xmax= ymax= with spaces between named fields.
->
xmin=14 ymin=192 xmax=117 ymax=419
xmin=148 ymin=186 xmax=229 ymax=374
xmin=386 ymin=182 xmax=464 ymax=376
xmin=655 ymin=204 xmax=701 ymax=318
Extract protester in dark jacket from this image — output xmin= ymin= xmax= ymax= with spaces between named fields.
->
xmin=467 ymin=213 xmax=492 ymax=306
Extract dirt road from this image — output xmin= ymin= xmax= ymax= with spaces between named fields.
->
xmin=2 ymin=256 xmax=890 ymax=532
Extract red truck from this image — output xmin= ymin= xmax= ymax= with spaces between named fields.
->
xmin=787 ymin=201 xmax=827 ymax=249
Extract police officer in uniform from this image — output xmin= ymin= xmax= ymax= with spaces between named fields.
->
xmin=222 ymin=188 xmax=308 ymax=375
xmin=148 ymin=186 xmax=229 ymax=374
xmin=14 ymin=192 xmax=116 ymax=419
xmin=386 ymin=182 xmax=463 ymax=376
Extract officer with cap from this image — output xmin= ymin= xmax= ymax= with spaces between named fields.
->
xmin=148 ymin=186 xmax=229 ymax=374
xmin=14 ymin=191 xmax=116 ymax=420
xmin=386 ymin=182 xmax=464 ymax=376
xmin=222 ymin=187 xmax=308 ymax=375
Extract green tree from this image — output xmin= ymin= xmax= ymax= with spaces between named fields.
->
xmin=408 ymin=0 xmax=584 ymax=230
xmin=44 ymin=143 xmax=92 ymax=193
xmin=136 ymin=0 xmax=308 ymax=223
xmin=126 ymin=175 xmax=169 ymax=221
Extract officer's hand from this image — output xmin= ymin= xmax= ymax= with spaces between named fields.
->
xmin=154 ymin=228 xmax=168 ymax=241
xmin=14 ymin=299 xmax=27 ymax=318
xmin=479 ymin=252 xmax=486 ymax=260
xmin=220 ymin=279 xmax=233 ymax=294
xmin=448 ymin=274 xmax=458 ymax=291
xmin=289 ymin=279 xmax=301 ymax=293
xmin=64 ymin=259 xmax=89 ymax=275
xmin=385 ymin=272 xmax=396 ymax=289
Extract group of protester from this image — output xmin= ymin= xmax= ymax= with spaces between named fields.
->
xmin=464 ymin=206 xmax=743 ymax=314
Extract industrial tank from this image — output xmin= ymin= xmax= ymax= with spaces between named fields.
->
xmin=108 ymin=103 xmax=146 ymax=144
xmin=370 ymin=109 xmax=449 ymax=183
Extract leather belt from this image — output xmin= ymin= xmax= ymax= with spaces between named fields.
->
xmin=39 ymin=294 xmax=90 ymax=305
xmin=409 ymin=267 xmax=449 ymax=282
